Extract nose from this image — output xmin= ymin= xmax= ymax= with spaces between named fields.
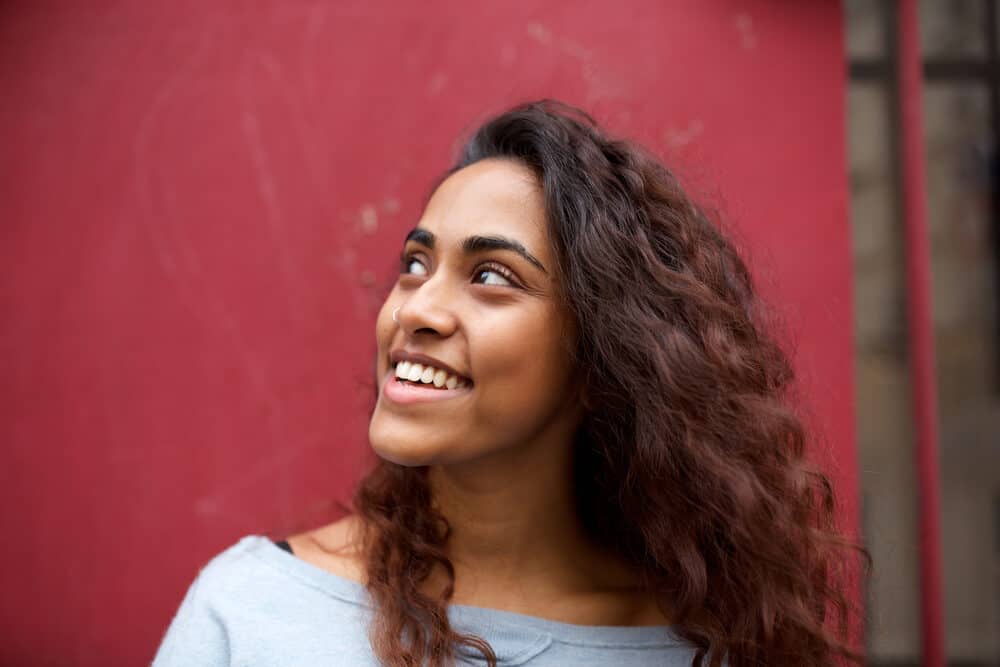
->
xmin=394 ymin=274 xmax=459 ymax=338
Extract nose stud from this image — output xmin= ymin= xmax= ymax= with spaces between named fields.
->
xmin=392 ymin=307 xmax=400 ymax=323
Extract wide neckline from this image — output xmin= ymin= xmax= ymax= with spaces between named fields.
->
xmin=243 ymin=535 xmax=683 ymax=648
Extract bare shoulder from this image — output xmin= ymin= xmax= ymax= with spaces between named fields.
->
xmin=286 ymin=515 xmax=367 ymax=584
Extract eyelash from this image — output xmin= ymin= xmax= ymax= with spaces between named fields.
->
xmin=398 ymin=252 xmax=520 ymax=287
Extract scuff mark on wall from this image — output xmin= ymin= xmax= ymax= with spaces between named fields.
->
xmin=526 ymin=21 xmax=553 ymax=45
xmin=734 ymin=12 xmax=757 ymax=51
xmin=427 ymin=72 xmax=449 ymax=96
xmin=300 ymin=2 xmax=329 ymax=100
xmin=663 ymin=119 xmax=706 ymax=152
xmin=360 ymin=203 xmax=378 ymax=233
xmin=240 ymin=97 xmax=312 ymax=329
xmin=133 ymin=21 xmax=217 ymax=283
xmin=526 ymin=21 xmax=593 ymax=62
xmin=525 ymin=20 xmax=623 ymax=105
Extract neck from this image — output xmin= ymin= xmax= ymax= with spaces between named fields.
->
xmin=426 ymin=436 xmax=625 ymax=605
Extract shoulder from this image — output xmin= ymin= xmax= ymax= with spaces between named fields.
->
xmin=152 ymin=536 xmax=274 ymax=666
xmin=188 ymin=535 xmax=278 ymax=597
xmin=285 ymin=515 xmax=367 ymax=585
xmin=156 ymin=535 xmax=294 ymax=631
xmin=154 ymin=533 xmax=379 ymax=666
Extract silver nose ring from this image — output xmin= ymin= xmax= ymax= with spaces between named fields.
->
xmin=392 ymin=307 xmax=400 ymax=323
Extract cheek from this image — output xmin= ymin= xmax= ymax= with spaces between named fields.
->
xmin=374 ymin=299 xmax=398 ymax=372
xmin=472 ymin=311 xmax=576 ymax=418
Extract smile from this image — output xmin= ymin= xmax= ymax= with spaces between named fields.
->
xmin=394 ymin=360 xmax=469 ymax=390
xmin=382 ymin=366 xmax=473 ymax=405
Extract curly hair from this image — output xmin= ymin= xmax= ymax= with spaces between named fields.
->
xmin=354 ymin=100 xmax=867 ymax=666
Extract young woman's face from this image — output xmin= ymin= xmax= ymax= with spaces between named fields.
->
xmin=368 ymin=158 xmax=583 ymax=466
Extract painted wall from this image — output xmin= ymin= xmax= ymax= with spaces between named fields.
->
xmin=0 ymin=2 xmax=858 ymax=664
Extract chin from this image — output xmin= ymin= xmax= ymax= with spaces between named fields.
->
xmin=370 ymin=442 xmax=438 ymax=467
xmin=368 ymin=423 xmax=447 ymax=467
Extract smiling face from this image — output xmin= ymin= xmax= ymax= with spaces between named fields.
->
xmin=368 ymin=158 xmax=584 ymax=467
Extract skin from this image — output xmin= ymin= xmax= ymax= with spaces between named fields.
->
xmin=291 ymin=159 xmax=669 ymax=627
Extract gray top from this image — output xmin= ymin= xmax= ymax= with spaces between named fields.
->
xmin=153 ymin=535 xmax=699 ymax=666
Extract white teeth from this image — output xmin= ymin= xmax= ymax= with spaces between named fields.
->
xmin=406 ymin=364 xmax=423 ymax=381
xmin=394 ymin=360 xmax=469 ymax=389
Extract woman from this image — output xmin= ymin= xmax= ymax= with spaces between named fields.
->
xmin=154 ymin=100 xmax=864 ymax=666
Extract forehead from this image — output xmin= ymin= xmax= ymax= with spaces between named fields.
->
xmin=417 ymin=159 xmax=549 ymax=257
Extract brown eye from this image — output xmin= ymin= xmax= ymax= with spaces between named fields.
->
xmin=473 ymin=263 xmax=517 ymax=287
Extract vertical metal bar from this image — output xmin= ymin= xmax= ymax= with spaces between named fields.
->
xmin=895 ymin=1 xmax=946 ymax=665
xmin=886 ymin=0 xmax=903 ymax=247
xmin=986 ymin=0 xmax=1000 ymax=384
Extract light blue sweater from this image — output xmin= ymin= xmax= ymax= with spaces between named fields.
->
xmin=153 ymin=535 xmax=700 ymax=666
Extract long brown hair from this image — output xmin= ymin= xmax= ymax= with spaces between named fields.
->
xmin=354 ymin=100 xmax=867 ymax=666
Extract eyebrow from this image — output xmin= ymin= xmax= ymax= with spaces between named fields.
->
xmin=404 ymin=228 xmax=548 ymax=274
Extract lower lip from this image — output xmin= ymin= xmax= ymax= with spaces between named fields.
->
xmin=381 ymin=370 xmax=473 ymax=405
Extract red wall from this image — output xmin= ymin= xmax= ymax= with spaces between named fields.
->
xmin=0 ymin=2 xmax=858 ymax=665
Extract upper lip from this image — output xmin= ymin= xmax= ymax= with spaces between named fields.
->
xmin=389 ymin=350 xmax=471 ymax=381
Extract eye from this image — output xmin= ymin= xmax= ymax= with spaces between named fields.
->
xmin=399 ymin=253 xmax=428 ymax=276
xmin=473 ymin=262 xmax=517 ymax=287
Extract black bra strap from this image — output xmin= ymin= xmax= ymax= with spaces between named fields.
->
xmin=274 ymin=539 xmax=294 ymax=555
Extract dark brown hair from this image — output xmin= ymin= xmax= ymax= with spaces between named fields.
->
xmin=354 ymin=100 xmax=866 ymax=666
